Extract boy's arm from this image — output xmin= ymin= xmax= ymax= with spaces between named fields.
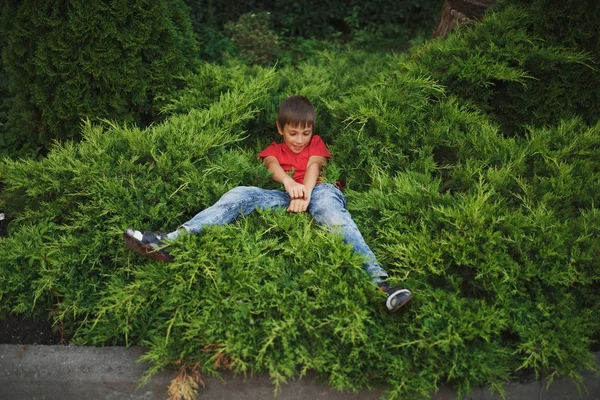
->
xmin=302 ymin=155 xmax=327 ymax=195
xmin=262 ymin=156 xmax=306 ymax=199
xmin=288 ymin=155 xmax=327 ymax=213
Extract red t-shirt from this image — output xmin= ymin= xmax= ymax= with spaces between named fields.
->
xmin=259 ymin=135 xmax=331 ymax=183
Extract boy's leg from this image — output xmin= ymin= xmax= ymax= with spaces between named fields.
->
xmin=178 ymin=186 xmax=290 ymax=236
xmin=307 ymin=184 xmax=412 ymax=312
xmin=124 ymin=186 xmax=290 ymax=260
xmin=308 ymin=184 xmax=388 ymax=281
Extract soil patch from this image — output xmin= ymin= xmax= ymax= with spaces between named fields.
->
xmin=0 ymin=315 xmax=67 ymax=345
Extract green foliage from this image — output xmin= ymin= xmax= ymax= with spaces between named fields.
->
xmin=414 ymin=4 xmax=600 ymax=135
xmin=1 ymin=3 xmax=599 ymax=399
xmin=1 ymin=0 xmax=198 ymax=156
xmin=185 ymin=0 xmax=441 ymax=58
xmin=342 ymin=1 xmax=438 ymax=52
xmin=0 ymin=65 xmax=12 ymax=157
xmin=185 ymin=0 xmax=236 ymax=63
xmin=505 ymin=0 xmax=599 ymax=55
xmin=160 ymin=62 xmax=259 ymax=115
xmin=226 ymin=12 xmax=279 ymax=66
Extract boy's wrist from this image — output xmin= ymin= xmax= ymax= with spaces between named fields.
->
xmin=283 ymin=177 xmax=294 ymax=187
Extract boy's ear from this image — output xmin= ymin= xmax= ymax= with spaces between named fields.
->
xmin=276 ymin=121 xmax=283 ymax=135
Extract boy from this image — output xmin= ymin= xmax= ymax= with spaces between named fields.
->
xmin=123 ymin=95 xmax=412 ymax=312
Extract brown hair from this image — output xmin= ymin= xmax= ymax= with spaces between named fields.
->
xmin=277 ymin=95 xmax=315 ymax=129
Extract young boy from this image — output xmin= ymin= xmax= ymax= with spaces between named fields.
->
xmin=123 ymin=95 xmax=412 ymax=312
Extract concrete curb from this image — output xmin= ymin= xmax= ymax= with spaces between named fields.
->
xmin=0 ymin=345 xmax=598 ymax=400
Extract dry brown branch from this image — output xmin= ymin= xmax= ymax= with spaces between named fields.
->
xmin=167 ymin=363 xmax=204 ymax=400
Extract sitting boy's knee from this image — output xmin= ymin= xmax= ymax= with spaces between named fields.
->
xmin=220 ymin=186 xmax=254 ymax=202
xmin=310 ymin=195 xmax=348 ymax=223
xmin=311 ymin=184 xmax=346 ymax=207
xmin=227 ymin=186 xmax=251 ymax=195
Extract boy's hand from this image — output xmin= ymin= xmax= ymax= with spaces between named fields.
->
xmin=283 ymin=178 xmax=306 ymax=199
xmin=288 ymin=198 xmax=310 ymax=213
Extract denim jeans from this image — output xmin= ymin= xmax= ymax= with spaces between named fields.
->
xmin=170 ymin=184 xmax=388 ymax=282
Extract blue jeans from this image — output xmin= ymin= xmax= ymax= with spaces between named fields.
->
xmin=170 ymin=184 xmax=388 ymax=282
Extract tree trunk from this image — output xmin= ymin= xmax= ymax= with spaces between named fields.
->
xmin=432 ymin=0 xmax=496 ymax=39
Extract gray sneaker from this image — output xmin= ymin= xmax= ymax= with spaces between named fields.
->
xmin=122 ymin=229 xmax=173 ymax=262
xmin=379 ymin=283 xmax=412 ymax=312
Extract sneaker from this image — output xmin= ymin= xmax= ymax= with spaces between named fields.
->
xmin=379 ymin=283 xmax=412 ymax=312
xmin=122 ymin=229 xmax=173 ymax=262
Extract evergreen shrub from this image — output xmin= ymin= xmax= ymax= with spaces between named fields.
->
xmin=1 ymin=0 xmax=198 ymax=156
xmin=225 ymin=12 xmax=279 ymax=66
xmin=413 ymin=3 xmax=600 ymax=135
xmin=0 ymin=67 xmax=11 ymax=156
xmin=1 ymin=4 xmax=599 ymax=399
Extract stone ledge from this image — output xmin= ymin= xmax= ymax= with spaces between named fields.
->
xmin=0 ymin=345 xmax=598 ymax=400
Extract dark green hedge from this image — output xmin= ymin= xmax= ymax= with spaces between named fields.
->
xmin=187 ymin=0 xmax=441 ymax=39
xmin=186 ymin=0 xmax=442 ymax=60
xmin=0 ymin=0 xmax=198 ymax=156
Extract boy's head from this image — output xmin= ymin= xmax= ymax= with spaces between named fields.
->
xmin=277 ymin=95 xmax=315 ymax=130
xmin=276 ymin=95 xmax=315 ymax=154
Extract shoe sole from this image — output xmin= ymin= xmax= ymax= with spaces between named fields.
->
xmin=387 ymin=290 xmax=413 ymax=312
xmin=122 ymin=232 xmax=174 ymax=262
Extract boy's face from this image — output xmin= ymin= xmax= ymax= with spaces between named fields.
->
xmin=277 ymin=122 xmax=313 ymax=154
